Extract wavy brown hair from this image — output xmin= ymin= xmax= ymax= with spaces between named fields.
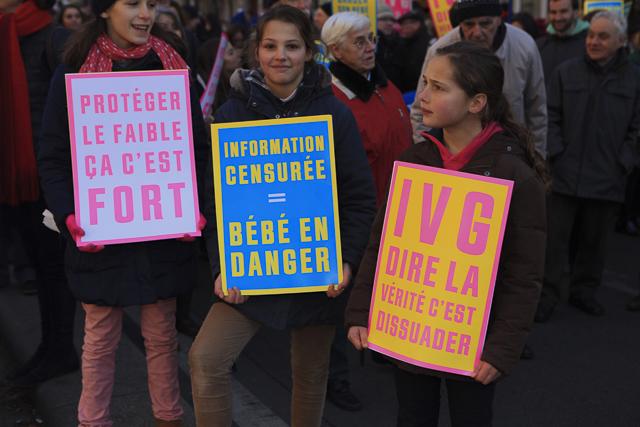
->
xmin=63 ymin=15 xmax=187 ymax=68
xmin=435 ymin=41 xmax=551 ymax=191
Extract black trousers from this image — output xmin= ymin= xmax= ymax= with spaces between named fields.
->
xmin=541 ymin=193 xmax=618 ymax=306
xmin=395 ymin=367 xmax=495 ymax=427
xmin=2 ymin=195 xmax=76 ymax=352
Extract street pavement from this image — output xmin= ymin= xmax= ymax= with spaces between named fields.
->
xmin=0 ymin=231 xmax=639 ymax=427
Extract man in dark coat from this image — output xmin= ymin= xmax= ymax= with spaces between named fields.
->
xmin=386 ymin=10 xmax=431 ymax=93
xmin=376 ymin=0 xmax=400 ymax=82
xmin=536 ymin=0 xmax=590 ymax=85
xmin=535 ymin=11 xmax=640 ymax=321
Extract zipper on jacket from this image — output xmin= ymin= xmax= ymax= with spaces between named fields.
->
xmin=374 ymin=89 xmax=385 ymax=104
xmin=398 ymin=108 xmax=412 ymax=145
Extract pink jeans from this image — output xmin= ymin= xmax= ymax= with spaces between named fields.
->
xmin=78 ymin=298 xmax=183 ymax=427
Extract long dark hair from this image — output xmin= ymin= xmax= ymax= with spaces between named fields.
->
xmin=63 ymin=14 xmax=187 ymax=68
xmin=244 ymin=5 xmax=319 ymax=66
xmin=435 ymin=41 xmax=550 ymax=190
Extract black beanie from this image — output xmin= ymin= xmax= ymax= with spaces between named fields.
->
xmin=91 ymin=0 xmax=117 ymax=16
xmin=320 ymin=3 xmax=333 ymax=17
xmin=456 ymin=0 xmax=502 ymax=22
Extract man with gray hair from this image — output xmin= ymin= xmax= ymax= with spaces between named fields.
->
xmin=409 ymin=0 xmax=547 ymax=157
xmin=535 ymin=11 xmax=640 ymax=321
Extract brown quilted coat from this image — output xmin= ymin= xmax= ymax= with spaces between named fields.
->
xmin=345 ymin=132 xmax=547 ymax=380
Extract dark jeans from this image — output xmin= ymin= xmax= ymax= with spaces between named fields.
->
xmin=2 ymin=195 xmax=76 ymax=350
xmin=541 ymin=193 xmax=618 ymax=306
xmin=395 ymin=367 xmax=495 ymax=427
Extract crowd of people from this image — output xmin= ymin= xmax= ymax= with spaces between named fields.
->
xmin=1 ymin=0 xmax=639 ymax=426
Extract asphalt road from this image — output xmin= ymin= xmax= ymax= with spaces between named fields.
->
xmin=1 ymin=230 xmax=639 ymax=427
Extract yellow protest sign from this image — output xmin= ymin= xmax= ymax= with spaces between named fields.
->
xmin=332 ymin=0 xmax=377 ymax=34
xmin=367 ymin=162 xmax=513 ymax=376
xmin=427 ymin=0 xmax=456 ymax=38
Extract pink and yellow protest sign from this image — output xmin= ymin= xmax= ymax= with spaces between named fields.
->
xmin=427 ymin=0 xmax=456 ymax=38
xmin=66 ymin=70 xmax=200 ymax=247
xmin=384 ymin=0 xmax=411 ymax=20
xmin=200 ymin=33 xmax=228 ymax=118
xmin=367 ymin=162 xmax=513 ymax=376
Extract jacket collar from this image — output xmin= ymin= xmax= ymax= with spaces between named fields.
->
xmin=545 ymin=19 xmax=590 ymax=37
xmin=328 ymin=60 xmax=388 ymax=102
xmin=416 ymin=128 xmax=528 ymax=172
xmin=584 ymin=47 xmax=630 ymax=75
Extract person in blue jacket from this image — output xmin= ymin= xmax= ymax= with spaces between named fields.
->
xmin=188 ymin=5 xmax=377 ymax=427
xmin=36 ymin=0 xmax=209 ymax=425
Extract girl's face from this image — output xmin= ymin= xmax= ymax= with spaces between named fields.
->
xmin=223 ymin=46 xmax=243 ymax=74
xmin=257 ymin=20 xmax=311 ymax=98
xmin=63 ymin=7 xmax=83 ymax=32
xmin=418 ymin=55 xmax=478 ymax=130
xmin=101 ymin=0 xmax=157 ymax=49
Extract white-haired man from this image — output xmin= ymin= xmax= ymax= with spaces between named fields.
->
xmin=409 ymin=0 xmax=547 ymax=157
xmin=536 ymin=11 xmax=640 ymax=322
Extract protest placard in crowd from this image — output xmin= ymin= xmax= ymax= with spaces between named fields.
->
xmin=332 ymin=0 xmax=377 ymax=33
xmin=66 ymin=70 xmax=200 ymax=246
xmin=428 ymin=0 xmax=456 ymax=37
xmin=200 ymin=33 xmax=228 ymax=118
xmin=211 ymin=116 xmax=343 ymax=295
xmin=367 ymin=162 xmax=513 ymax=376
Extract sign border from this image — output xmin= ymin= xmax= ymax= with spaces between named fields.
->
xmin=367 ymin=161 xmax=514 ymax=376
xmin=211 ymin=115 xmax=343 ymax=296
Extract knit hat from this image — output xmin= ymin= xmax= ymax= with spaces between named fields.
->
xmin=456 ymin=0 xmax=502 ymax=22
xmin=377 ymin=1 xmax=395 ymax=21
xmin=398 ymin=9 xmax=422 ymax=24
xmin=320 ymin=2 xmax=333 ymax=17
xmin=90 ymin=0 xmax=116 ymax=16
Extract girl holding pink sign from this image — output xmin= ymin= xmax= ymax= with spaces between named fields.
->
xmin=36 ymin=0 xmax=209 ymax=425
xmin=346 ymin=41 xmax=550 ymax=427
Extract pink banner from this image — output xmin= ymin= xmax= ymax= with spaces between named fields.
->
xmin=200 ymin=33 xmax=228 ymax=118
xmin=384 ymin=0 xmax=411 ymax=20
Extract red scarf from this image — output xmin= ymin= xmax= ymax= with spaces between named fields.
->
xmin=80 ymin=33 xmax=188 ymax=73
xmin=0 ymin=0 xmax=51 ymax=206
xmin=421 ymin=122 xmax=504 ymax=171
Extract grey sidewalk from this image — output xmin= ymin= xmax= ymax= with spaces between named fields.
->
xmin=1 ymin=232 xmax=640 ymax=427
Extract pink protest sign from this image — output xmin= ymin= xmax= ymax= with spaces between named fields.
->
xmin=200 ymin=33 xmax=228 ymax=118
xmin=65 ymin=70 xmax=200 ymax=247
xmin=367 ymin=162 xmax=513 ymax=376
xmin=384 ymin=0 xmax=411 ymax=20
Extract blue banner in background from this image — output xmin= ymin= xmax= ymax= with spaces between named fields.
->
xmin=211 ymin=116 xmax=343 ymax=295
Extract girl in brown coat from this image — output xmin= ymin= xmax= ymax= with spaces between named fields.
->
xmin=345 ymin=41 xmax=550 ymax=427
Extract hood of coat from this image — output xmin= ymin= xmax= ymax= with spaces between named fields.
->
xmin=229 ymin=62 xmax=332 ymax=102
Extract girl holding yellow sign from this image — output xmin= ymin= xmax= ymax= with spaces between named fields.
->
xmin=189 ymin=5 xmax=377 ymax=427
xmin=346 ymin=41 xmax=549 ymax=427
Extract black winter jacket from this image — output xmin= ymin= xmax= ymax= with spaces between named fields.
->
xmin=20 ymin=23 xmax=69 ymax=157
xmin=536 ymin=29 xmax=588 ymax=86
xmin=204 ymin=64 xmax=378 ymax=328
xmin=37 ymin=51 xmax=210 ymax=307
xmin=547 ymin=49 xmax=640 ymax=202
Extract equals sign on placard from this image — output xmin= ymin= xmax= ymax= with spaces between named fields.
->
xmin=268 ymin=193 xmax=286 ymax=203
